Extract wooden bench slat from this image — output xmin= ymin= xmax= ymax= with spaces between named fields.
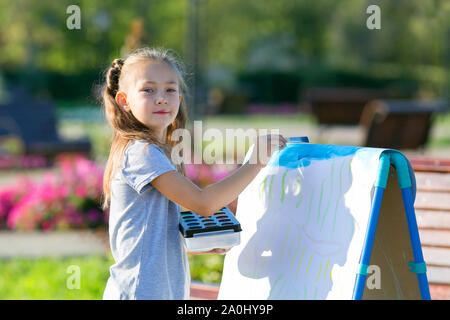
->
xmin=429 ymin=284 xmax=450 ymax=300
xmin=409 ymin=156 xmax=450 ymax=173
xmin=422 ymin=247 xmax=450 ymax=267
xmin=414 ymin=191 xmax=450 ymax=211
xmin=415 ymin=172 xmax=450 ymax=192
xmin=189 ymin=282 xmax=219 ymax=300
xmin=426 ymin=266 xmax=450 ymax=285
xmin=416 ymin=210 xmax=450 ymax=230
xmin=419 ymin=229 xmax=450 ymax=247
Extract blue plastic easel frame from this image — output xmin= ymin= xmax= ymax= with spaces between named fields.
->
xmin=352 ymin=151 xmax=431 ymax=300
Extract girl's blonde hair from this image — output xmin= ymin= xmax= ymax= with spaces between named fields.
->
xmin=101 ymin=47 xmax=189 ymax=209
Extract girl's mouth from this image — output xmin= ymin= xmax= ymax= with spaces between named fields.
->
xmin=154 ymin=111 xmax=169 ymax=114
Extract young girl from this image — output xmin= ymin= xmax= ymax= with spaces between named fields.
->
xmin=101 ymin=47 xmax=287 ymax=300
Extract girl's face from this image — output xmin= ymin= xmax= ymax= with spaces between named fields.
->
xmin=118 ymin=60 xmax=181 ymax=141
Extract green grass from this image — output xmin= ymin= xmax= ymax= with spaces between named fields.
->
xmin=0 ymin=253 xmax=224 ymax=299
xmin=188 ymin=254 xmax=225 ymax=284
xmin=0 ymin=255 xmax=112 ymax=299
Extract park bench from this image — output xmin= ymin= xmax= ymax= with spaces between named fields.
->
xmin=360 ymin=99 xmax=448 ymax=150
xmin=0 ymin=87 xmax=91 ymax=158
xmin=189 ymin=156 xmax=450 ymax=300
xmin=304 ymin=87 xmax=390 ymax=125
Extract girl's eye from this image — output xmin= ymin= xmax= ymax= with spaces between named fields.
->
xmin=167 ymin=88 xmax=177 ymax=92
xmin=143 ymin=88 xmax=153 ymax=93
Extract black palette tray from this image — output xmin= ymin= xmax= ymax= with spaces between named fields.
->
xmin=179 ymin=206 xmax=242 ymax=238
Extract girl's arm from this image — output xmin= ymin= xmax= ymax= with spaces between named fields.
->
xmin=151 ymin=134 xmax=286 ymax=217
xmin=152 ymin=162 xmax=261 ymax=217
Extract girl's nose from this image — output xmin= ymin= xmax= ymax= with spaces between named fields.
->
xmin=155 ymin=94 xmax=168 ymax=105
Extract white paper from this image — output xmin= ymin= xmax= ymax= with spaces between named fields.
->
xmin=218 ymin=143 xmax=411 ymax=300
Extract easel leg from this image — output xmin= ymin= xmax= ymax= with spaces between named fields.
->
xmin=400 ymin=187 xmax=431 ymax=300
xmin=353 ymin=187 xmax=385 ymax=300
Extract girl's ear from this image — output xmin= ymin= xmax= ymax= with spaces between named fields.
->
xmin=116 ymin=91 xmax=130 ymax=112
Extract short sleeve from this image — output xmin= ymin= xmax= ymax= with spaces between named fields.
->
xmin=121 ymin=140 xmax=177 ymax=194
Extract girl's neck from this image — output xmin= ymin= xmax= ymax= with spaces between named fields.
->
xmin=155 ymin=128 xmax=167 ymax=144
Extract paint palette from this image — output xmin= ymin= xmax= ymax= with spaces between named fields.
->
xmin=179 ymin=207 xmax=242 ymax=252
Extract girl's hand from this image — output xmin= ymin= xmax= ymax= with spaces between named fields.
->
xmin=187 ymin=248 xmax=229 ymax=255
xmin=249 ymin=134 xmax=287 ymax=167
xmin=204 ymin=248 xmax=229 ymax=255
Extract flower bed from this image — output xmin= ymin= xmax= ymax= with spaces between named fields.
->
xmin=0 ymin=154 xmax=238 ymax=232
xmin=0 ymin=154 xmax=106 ymax=231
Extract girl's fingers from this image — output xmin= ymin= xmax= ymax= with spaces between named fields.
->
xmin=211 ymin=248 xmax=228 ymax=254
xmin=270 ymin=135 xmax=287 ymax=147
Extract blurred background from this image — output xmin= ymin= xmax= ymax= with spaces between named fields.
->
xmin=0 ymin=0 xmax=448 ymax=299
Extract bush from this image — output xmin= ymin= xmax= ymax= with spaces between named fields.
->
xmin=238 ymin=70 xmax=302 ymax=104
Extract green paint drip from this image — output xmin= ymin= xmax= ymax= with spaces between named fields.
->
xmin=320 ymin=160 xmax=335 ymax=231
xmin=296 ymin=247 xmax=306 ymax=279
xmin=268 ymin=175 xmax=274 ymax=201
xmin=290 ymin=234 xmax=302 ymax=264
xmin=260 ymin=176 xmax=267 ymax=199
xmin=316 ymin=263 xmax=322 ymax=283
xmin=289 ymin=232 xmax=296 ymax=256
xmin=296 ymin=175 xmax=303 ymax=208
xmin=305 ymin=253 xmax=314 ymax=276
xmin=296 ymin=194 xmax=303 ymax=208
xmin=317 ymin=179 xmax=326 ymax=221
xmin=306 ymin=188 xmax=315 ymax=223
xmin=270 ymin=274 xmax=284 ymax=299
xmin=324 ymin=259 xmax=330 ymax=280
xmin=281 ymin=170 xmax=288 ymax=203
xmin=348 ymin=158 xmax=353 ymax=181
xmin=280 ymin=224 xmax=290 ymax=265
xmin=332 ymin=159 xmax=347 ymax=233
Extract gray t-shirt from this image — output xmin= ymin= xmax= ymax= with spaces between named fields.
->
xmin=103 ymin=140 xmax=190 ymax=300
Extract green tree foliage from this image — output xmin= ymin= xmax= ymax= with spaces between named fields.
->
xmin=0 ymin=0 xmax=447 ymax=100
xmin=0 ymin=0 xmax=187 ymax=73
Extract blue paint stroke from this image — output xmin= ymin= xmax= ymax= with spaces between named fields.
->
xmin=267 ymin=144 xmax=361 ymax=169
xmin=261 ymin=143 xmax=416 ymax=201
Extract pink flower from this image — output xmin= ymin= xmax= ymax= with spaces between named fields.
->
xmin=0 ymin=188 xmax=16 ymax=217
xmin=212 ymin=164 xmax=236 ymax=181
xmin=41 ymin=220 xmax=54 ymax=232
xmin=75 ymin=185 xmax=88 ymax=198
xmin=185 ymin=165 xmax=197 ymax=180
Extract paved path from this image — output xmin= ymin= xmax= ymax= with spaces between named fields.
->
xmin=0 ymin=231 xmax=109 ymax=258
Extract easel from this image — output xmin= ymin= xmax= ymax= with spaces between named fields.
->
xmin=353 ymin=151 xmax=431 ymax=300
xmin=219 ymin=143 xmax=432 ymax=300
